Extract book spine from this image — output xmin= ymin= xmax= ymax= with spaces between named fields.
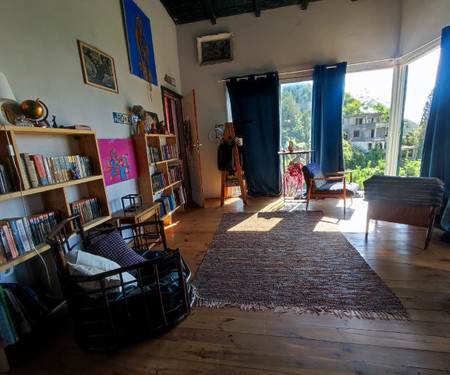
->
xmin=21 ymin=218 xmax=36 ymax=251
xmin=19 ymin=156 xmax=31 ymax=189
xmin=42 ymin=157 xmax=54 ymax=184
xmin=20 ymin=153 xmax=39 ymax=188
xmin=8 ymin=220 xmax=24 ymax=255
xmin=0 ymin=286 xmax=18 ymax=343
xmin=0 ymin=297 xmax=16 ymax=346
xmin=15 ymin=219 xmax=31 ymax=253
xmin=29 ymin=155 xmax=48 ymax=186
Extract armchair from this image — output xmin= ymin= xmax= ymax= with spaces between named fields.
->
xmin=302 ymin=163 xmax=360 ymax=215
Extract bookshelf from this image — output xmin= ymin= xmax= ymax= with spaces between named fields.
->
xmin=133 ymin=134 xmax=185 ymax=225
xmin=0 ymin=125 xmax=111 ymax=272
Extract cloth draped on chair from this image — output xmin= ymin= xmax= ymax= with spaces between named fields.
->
xmin=311 ymin=62 xmax=347 ymax=174
xmin=226 ymin=72 xmax=281 ymax=197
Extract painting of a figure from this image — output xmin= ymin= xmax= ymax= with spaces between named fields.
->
xmin=98 ymin=139 xmax=139 ymax=186
xmin=122 ymin=0 xmax=158 ymax=85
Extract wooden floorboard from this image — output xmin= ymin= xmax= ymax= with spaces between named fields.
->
xmin=6 ymin=197 xmax=450 ymax=374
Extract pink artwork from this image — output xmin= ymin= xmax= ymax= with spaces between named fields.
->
xmin=98 ymin=138 xmax=138 ymax=186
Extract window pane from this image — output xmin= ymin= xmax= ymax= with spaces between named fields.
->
xmin=280 ymin=81 xmax=313 ymax=151
xmin=400 ymin=49 xmax=440 ymax=177
xmin=343 ymin=68 xmax=393 ymax=189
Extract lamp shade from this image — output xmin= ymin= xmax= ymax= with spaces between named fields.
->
xmin=0 ymin=72 xmax=16 ymax=101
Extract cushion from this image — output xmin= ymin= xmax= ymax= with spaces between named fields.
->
xmin=65 ymin=250 xmax=136 ymax=294
xmin=302 ymin=163 xmax=326 ymax=191
xmin=318 ymin=181 xmax=360 ymax=195
xmin=90 ymin=230 xmax=146 ymax=277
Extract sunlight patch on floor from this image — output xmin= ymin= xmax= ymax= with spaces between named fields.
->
xmin=227 ymin=213 xmax=283 ymax=232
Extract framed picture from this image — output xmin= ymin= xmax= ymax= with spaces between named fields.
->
xmin=77 ymin=40 xmax=119 ymax=93
xmin=146 ymin=111 xmax=159 ymax=133
xmin=122 ymin=0 xmax=158 ymax=85
xmin=197 ymin=33 xmax=234 ymax=65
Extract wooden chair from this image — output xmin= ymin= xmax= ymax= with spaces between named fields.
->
xmin=302 ymin=163 xmax=360 ymax=216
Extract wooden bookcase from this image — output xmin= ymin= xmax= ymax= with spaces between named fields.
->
xmin=0 ymin=125 xmax=111 ymax=273
xmin=133 ymin=134 xmax=184 ymax=225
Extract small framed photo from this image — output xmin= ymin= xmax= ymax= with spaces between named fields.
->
xmin=197 ymin=33 xmax=234 ymax=65
xmin=146 ymin=111 xmax=159 ymax=133
xmin=77 ymin=40 xmax=119 ymax=93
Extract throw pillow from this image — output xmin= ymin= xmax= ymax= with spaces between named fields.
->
xmin=65 ymin=250 xmax=136 ymax=295
xmin=90 ymin=230 xmax=146 ymax=277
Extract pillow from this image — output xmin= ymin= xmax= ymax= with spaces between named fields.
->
xmin=65 ymin=250 xmax=136 ymax=294
xmin=90 ymin=230 xmax=146 ymax=277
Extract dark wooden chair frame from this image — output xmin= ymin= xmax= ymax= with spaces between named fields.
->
xmin=305 ymin=170 xmax=354 ymax=216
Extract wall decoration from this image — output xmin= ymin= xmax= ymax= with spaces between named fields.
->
xmin=197 ymin=33 xmax=234 ymax=65
xmin=77 ymin=40 xmax=118 ymax=93
xmin=113 ymin=112 xmax=138 ymax=125
xmin=164 ymin=74 xmax=176 ymax=87
xmin=98 ymin=138 xmax=138 ymax=186
xmin=122 ymin=0 xmax=158 ymax=86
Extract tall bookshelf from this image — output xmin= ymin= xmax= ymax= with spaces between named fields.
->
xmin=133 ymin=134 xmax=185 ymax=225
xmin=0 ymin=126 xmax=111 ymax=273
xmin=0 ymin=125 xmax=111 ymax=371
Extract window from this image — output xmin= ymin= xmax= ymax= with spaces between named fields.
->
xmin=371 ymin=129 xmax=375 ymax=138
xmin=280 ymin=81 xmax=313 ymax=151
xmin=400 ymin=48 xmax=440 ymax=176
xmin=353 ymin=130 xmax=360 ymax=137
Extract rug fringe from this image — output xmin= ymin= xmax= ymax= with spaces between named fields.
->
xmin=192 ymin=289 xmax=410 ymax=321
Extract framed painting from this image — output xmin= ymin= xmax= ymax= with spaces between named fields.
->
xmin=77 ymin=40 xmax=119 ymax=93
xmin=197 ymin=33 xmax=234 ymax=65
xmin=122 ymin=0 xmax=158 ymax=85
xmin=98 ymin=138 xmax=138 ymax=186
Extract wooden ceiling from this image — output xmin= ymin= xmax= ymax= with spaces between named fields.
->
xmin=160 ymin=0 xmax=358 ymax=25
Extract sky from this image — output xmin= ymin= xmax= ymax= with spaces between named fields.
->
xmin=344 ymin=48 xmax=441 ymax=124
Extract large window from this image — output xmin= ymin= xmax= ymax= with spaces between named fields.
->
xmin=342 ymin=68 xmax=393 ymax=188
xmin=280 ymin=81 xmax=313 ymax=151
xmin=400 ymin=49 xmax=440 ymax=176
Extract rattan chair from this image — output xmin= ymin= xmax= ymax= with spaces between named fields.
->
xmin=46 ymin=215 xmax=191 ymax=351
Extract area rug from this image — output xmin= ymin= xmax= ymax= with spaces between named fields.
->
xmin=192 ymin=211 xmax=409 ymax=320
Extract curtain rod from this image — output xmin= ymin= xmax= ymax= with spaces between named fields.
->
xmin=217 ymin=57 xmax=395 ymax=83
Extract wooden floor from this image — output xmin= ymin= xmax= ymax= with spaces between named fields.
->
xmin=7 ymin=196 xmax=450 ymax=374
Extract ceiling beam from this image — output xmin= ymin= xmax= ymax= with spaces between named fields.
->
xmin=254 ymin=0 xmax=261 ymax=17
xmin=201 ymin=0 xmax=217 ymax=24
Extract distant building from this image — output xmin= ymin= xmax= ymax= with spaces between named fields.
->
xmin=343 ymin=113 xmax=388 ymax=151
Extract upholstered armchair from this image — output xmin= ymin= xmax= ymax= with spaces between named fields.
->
xmin=302 ymin=163 xmax=360 ymax=215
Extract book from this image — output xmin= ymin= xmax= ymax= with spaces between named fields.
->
xmin=20 ymin=153 xmax=39 ymax=188
xmin=0 ymin=297 xmax=16 ymax=346
xmin=0 ymin=285 xmax=18 ymax=343
xmin=42 ymin=157 xmax=54 ymax=184
xmin=19 ymin=156 xmax=31 ymax=189
xmin=14 ymin=219 xmax=32 ymax=253
xmin=0 ymin=224 xmax=18 ymax=259
xmin=3 ymin=288 xmax=31 ymax=335
xmin=29 ymin=154 xmax=48 ymax=186
xmin=5 ymin=219 xmax=24 ymax=255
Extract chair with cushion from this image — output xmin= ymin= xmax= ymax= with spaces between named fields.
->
xmin=302 ymin=163 xmax=360 ymax=215
xmin=46 ymin=215 xmax=192 ymax=351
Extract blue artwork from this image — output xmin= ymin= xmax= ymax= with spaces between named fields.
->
xmin=122 ymin=0 xmax=158 ymax=85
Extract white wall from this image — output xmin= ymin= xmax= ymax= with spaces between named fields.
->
xmin=399 ymin=0 xmax=450 ymax=56
xmin=0 ymin=0 xmax=181 ymax=212
xmin=176 ymin=0 xmax=402 ymax=198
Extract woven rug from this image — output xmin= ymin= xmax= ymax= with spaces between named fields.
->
xmin=193 ymin=211 xmax=409 ymax=320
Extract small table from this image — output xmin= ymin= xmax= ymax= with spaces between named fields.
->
xmin=112 ymin=203 xmax=162 ymax=248
xmin=278 ymin=150 xmax=314 ymax=201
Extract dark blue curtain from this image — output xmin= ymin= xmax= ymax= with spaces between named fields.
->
xmin=226 ymin=72 xmax=281 ymax=197
xmin=311 ymin=62 xmax=347 ymax=173
xmin=420 ymin=26 xmax=450 ymax=199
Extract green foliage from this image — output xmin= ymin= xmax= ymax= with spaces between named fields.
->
xmin=399 ymin=158 xmax=421 ymax=177
xmin=343 ymin=93 xmax=363 ymax=116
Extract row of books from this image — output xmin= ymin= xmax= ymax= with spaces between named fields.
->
xmin=148 ymin=147 xmax=162 ymax=163
xmin=0 ymin=218 xmax=36 ymax=263
xmin=168 ymin=164 xmax=183 ymax=184
xmin=156 ymin=194 xmax=175 ymax=218
xmin=151 ymin=172 xmax=166 ymax=192
xmin=20 ymin=153 xmax=94 ymax=189
xmin=70 ymin=198 xmax=102 ymax=225
xmin=0 ymin=162 xmax=15 ymax=195
xmin=161 ymin=144 xmax=178 ymax=161
xmin=0 ymin=283 xmax=53 ymax=347
xmin=173 ymin=186 xmax=186 ymax=207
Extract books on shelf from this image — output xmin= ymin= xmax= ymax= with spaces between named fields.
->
xmin=151 ymin=172 xmax=166 ymax=192
xmin=168 ymin=163 xmax=183 ymax=184
xmin=161 ymin=194 xmax=175 ymax=211
xmin=161 ymin=144 xmax=178 ymax=161
xmin=0 ymin=283 xmax=55 ymax=347
xmin=147 ymin=147 xmax=161 ymax=163
xmin=0 ymin=160 xmax=16 ymax=195
xmin=173 ymin=186 xmax=186 ymax=206
xmin=70 ymin=197 xmax=102 ymax=225
xmin=0 ymin=212 xmax=60 ymax=263
xmin=155 ymin=196 xmax=171 ymax=218
xmin=18 ymin=154 xmax=94 ymax=189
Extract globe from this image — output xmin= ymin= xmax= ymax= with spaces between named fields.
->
xmin=20 ymin=99 xmax=46 ymax=120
